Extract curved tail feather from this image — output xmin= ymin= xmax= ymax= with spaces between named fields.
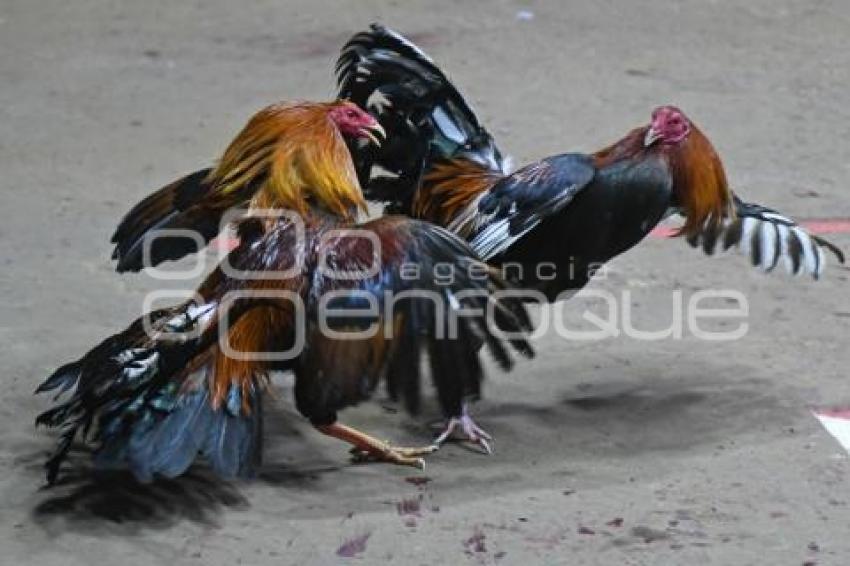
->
xmin=337 ymin=24 xmax=506 ymax=211
xmin=300 ymin=217 xmax=535 ymax=420
xmin=412 ymin=226 xmax=535 ymax=416
xmin=95 ymin=374 xmax=263 ymax=482
xmin=35 ymin=300 xmax=264 ymax=484
xmin=684 ymin=194 xmax=845 ymax=279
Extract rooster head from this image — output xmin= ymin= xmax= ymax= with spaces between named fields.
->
xmin=328 ymin=101 xmax=385 ymax=147
xmin=643 ymin=106 xmax=734 ymax=237
xmin=644 ymin=106 xmax=691 ymax=147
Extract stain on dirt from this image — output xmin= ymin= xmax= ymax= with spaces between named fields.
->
xmin=336 ymin=532 xmax=371 ymax=558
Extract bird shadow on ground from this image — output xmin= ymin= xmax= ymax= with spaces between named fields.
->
xmin=28 ymin=456 xmax=346 ymax=535
xmin=475 ymin=372 xmax=791 ymax=461
xmin=31 ymin=465 xmax=248 ymax=533
xmin=26 ymin=403 xmax=346 ymax=534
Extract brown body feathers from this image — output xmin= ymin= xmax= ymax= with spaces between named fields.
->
xmin=415 ymin=159 xmax=504 ymax=227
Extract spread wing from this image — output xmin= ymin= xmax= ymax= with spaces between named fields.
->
xmin=337 ymin=24 xmax=506 ymax=210
xmin=466 ymin=154 xmax=596 ymax=260
xmin=196 ymin=215 xmax=535 ymax=421
xmin=110 ymin=168 xmax=258 ymax=272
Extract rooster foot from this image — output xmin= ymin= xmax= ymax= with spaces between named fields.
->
xmin=434 ymin=405 xmax=493 ymax=454
xmin=315 ymin=422 xmax=437 ymax=470
xmin=349 ymin=442 xmax=438 ymax=469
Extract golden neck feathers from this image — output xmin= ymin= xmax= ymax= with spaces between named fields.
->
xmin=209 ymin=101 xmax=367 ymax=220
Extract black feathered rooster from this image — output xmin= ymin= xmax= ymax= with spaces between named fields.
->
xmin=337 ymin=24 xmax=844 ymax=302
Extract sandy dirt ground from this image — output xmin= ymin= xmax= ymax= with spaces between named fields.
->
xmin=2 ymin=1 xmax=850 ymax=564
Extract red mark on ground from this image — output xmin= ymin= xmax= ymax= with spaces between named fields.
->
xmin=813 ymin=408 xmax=850 ymax=419
xmin=463 ymin=528 xmax=487 ymax=553
xmin=336 ymin=532 xmax=371 ymax=558
xmin=650 ymin=218 xmax=850 ymax=239
xmin=396 ymin=496 xmax=422 ymax=516
xmin=651 ymin=226 xmax=680 ymax=238
xmin=405 ymin=476 xmax=432 ymax=487
xmin=803 ymin=219 xmax=850 ymax=234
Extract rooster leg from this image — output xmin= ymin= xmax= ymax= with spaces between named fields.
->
xmin=434 ymin=403 xmax=493 ymax=454
xmin=315 ymin=422 xmax=438 ymax=469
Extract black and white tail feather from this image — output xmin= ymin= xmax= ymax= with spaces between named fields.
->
xmin=337 ymin=24 xmax=508 ymax=209
xmin=34 ymin=300 xmax=263 ymax=484
xmin=685 ymin=195 xmax=844 ymax=279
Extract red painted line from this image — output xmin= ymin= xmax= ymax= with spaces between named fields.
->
xmin=814 ymin=408 xmax=850 ymax=420
xmin=800 ymin=219 xmax=850 ymax=234
xmin=210 ymin=218 xmax=850 ymax=249
xmin=650 ymin=218 xmax=850 ymax=239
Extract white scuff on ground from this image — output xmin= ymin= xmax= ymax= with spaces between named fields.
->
xmin=813 ymin=409 xmax=850 ymax=454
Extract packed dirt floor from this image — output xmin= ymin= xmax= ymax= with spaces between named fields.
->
xmin=2 ymin=1 xmax=849 ymax=564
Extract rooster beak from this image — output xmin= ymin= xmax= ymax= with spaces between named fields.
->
xmin=361 ymin=122 xmax=386 ymax=147
xmin=644 ymin=127 xmax=661 ymax=147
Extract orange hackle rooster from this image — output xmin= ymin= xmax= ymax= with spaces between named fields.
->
xmin=338 ymin=25 xmax=844 ymax=301
xmin=109 ymin=101 xmax=382 ymax=271
xmin=36 ymin=100 xmax=534 ymax=484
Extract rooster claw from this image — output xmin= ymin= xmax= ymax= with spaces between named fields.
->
xmin=349 ymin=442 xmax=437 ymax=469
xmin=434 ymin=409 xmax=494 ymax=455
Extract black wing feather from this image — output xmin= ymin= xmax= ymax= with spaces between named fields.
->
xmin=469 ymin=153 xmax=596 ymax=260
xmin=337 ymin=24 xmax=505 ymax=210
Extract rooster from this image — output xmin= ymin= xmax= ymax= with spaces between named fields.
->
xmin=337 ymin=25 xmax=844 ymax=299
xmin=35 ymin=101 xmax=534 ymax=483
xmin=109 ymin=101 xmax=385 ymax=272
